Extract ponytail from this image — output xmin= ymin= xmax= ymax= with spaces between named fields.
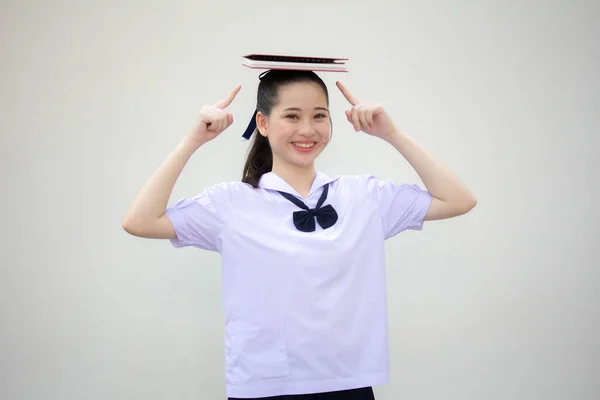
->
xmin=242 ymin=130 xmax=272 ymax=188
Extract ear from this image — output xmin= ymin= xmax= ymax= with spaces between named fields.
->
xmin=256 ymin=111 xmax=268 ymax=137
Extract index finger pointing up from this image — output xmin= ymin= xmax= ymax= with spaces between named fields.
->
xmin=336 ymin=81 xmax=359 ymax=106
xmin=214 ymin=85 xmax=241 ymax=109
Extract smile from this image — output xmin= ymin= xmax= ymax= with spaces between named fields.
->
xmin=293 ymin=142 xmax=315 ymax=149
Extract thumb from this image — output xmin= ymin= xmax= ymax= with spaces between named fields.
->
xmin=345 ymin=110 xmax=352 ymax=122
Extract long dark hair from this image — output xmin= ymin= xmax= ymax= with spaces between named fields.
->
xmin=241 ymin=70 xmax=329 ymax=187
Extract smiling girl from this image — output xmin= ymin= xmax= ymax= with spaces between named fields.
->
xmin=123 ymin=69 xmax=476 ymax=399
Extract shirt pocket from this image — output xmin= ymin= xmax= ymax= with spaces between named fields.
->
xmin=224 ymin=319 xmax=290 ymax=384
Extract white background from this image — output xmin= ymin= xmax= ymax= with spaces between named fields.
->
xmin=1 ymin=0 xmax=598 ymax=399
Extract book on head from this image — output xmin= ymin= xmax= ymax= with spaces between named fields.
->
xmin=242 ymin=53 xmax=348 ymax=72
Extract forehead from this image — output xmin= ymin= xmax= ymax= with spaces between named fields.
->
xmin=274 ymin=81 xmax=328 ymax=108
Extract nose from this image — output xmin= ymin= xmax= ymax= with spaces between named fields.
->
xmin=297 ymin=120 xmax=316 ymax=137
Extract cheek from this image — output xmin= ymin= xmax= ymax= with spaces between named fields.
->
xmin=317 ymin=121 xmax=332 ymax=139
xmin=269 ymin=122 xmax=294 ymax=141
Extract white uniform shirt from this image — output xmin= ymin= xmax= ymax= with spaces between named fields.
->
xmin=165 ymin=171 xmax=432 ymax=398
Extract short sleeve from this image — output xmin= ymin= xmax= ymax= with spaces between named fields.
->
xmin=164 ymin=183 xmax=235 ymax=251
xmin=364 ymin=176 xmax=433 ymax=239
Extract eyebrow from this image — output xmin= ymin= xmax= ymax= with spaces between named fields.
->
xmin=282 ymin=107 xmax=329 ymax=112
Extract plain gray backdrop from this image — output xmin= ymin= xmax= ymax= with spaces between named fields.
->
xmin=1 ymin=0 xmax=598 ymax=399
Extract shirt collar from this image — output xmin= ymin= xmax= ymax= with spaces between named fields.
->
xmin=258 ymin=171 xmax=339 ymax=198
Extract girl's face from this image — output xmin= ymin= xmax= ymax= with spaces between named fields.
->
xmin=257 ymin=81 xmax=331 ymax=171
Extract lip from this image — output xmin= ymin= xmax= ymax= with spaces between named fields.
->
xmin=291 ymin=141 xmax=316 ymax=153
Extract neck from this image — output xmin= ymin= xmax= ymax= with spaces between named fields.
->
xmin=271 ymin=161 xmax=316 ymax=198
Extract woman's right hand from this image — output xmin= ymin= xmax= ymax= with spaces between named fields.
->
xmin=185 ymin=85 xmax=241 ymax=147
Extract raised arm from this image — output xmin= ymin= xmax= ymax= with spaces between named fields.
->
xmin=336 ymin=81 xmax=476 ymax=221
xmin=382 ymin=131 xmax=477 ymax=220
xmin=122 ymin=85 xmax=241 ymax=238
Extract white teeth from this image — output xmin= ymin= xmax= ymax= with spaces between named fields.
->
xmin=293 ymin=142 xmax=314 ymax=148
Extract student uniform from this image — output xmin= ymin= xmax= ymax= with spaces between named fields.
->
xmin=164 ymin=171 xmax=432 ymax=399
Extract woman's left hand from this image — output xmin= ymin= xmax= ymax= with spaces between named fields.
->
xmin=336 ymin=81 xmax=397 ymax=139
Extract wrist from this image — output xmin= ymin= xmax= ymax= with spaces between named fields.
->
xmin=381 ymin=127 xmax=406 ymax=144
xmin=178 ymin=137 xmax=205 ymax=155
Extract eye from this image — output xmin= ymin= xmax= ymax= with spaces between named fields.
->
xmin=285 ymin=115 xmax=299 ymax=120
xmin=315 ymin=113 xmax=327 ymax=119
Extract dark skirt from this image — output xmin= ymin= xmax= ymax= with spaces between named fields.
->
xmin=228 ymin=386 xmax=375 ymax=400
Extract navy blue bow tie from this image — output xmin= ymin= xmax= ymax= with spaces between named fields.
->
xmin=278 ymin=184 xmax=338 ymax=232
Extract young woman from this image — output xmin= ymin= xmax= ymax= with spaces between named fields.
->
xmin=123 ymin=69 xmax=476 ymax=399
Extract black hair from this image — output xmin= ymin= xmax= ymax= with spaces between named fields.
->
xmin=241 ymin=70 xmax=329 ymax=187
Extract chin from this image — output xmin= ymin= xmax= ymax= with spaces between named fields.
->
xmin=291 ymin=159 xmax=317 ymax=168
